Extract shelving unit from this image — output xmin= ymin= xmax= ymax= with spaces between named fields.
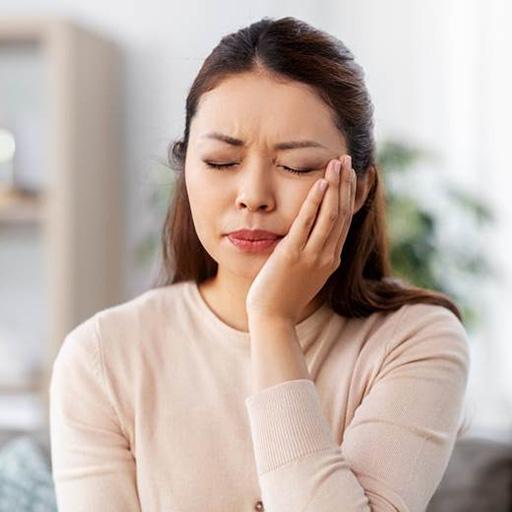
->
xmin=0 ymin=17 xmax=123 ymax=431
xmin=0 ymin=188 xmax=44 ymax=224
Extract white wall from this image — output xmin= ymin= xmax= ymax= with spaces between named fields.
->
xmin=3 ymin=0 xmax=511 ymax=438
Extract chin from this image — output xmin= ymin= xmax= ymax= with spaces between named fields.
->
xmin=224 ymin=255 xmax=269 ymax=279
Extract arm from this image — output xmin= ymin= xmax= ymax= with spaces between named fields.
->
xmin=244 ymin=304 xmax=470 ymax=511
xmin=49 ymin=315 xmax=141 ymax=512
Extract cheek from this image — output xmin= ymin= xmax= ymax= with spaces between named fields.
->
xmin=280 ymin=184 xmax=311 ymax=228
xmin=186 ymin=164 xmax=222 ymax=202
xmin=185 ymin=169 xmax=223 ymax=242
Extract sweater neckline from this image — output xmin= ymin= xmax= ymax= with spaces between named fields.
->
xmin=185 ymin=280 xmax=334 ymax=346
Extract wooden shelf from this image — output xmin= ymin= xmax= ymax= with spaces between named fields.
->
xmin=0 ymin=187 xmax=44 ymax=224
xmin=0 ymin=18 xmax=123 ymax=430
xmin=0 ymin=380 xmax=40 ymax=394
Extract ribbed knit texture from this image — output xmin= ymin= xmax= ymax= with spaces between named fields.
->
xmin=245 ymin=379 xmax=336 ymax=475
xmin=49 ymin=280 xmax=471 ymax=511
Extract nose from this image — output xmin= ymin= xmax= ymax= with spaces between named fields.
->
xmin=235 ymin=162 xmax=276 ymax=212
xmin=238 ymin=197 xmax=271 ymax=212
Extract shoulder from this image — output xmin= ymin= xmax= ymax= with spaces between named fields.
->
xmin=94 ymin=280 xmax=190 ymax=327
xmin=390 ymin=302 xmax=469 ymax=346
xmin=55 ymin=281 xmax=192 ymax=368
xmin=91 ymin=280 xmax=192 ymax=342
xmin=382 ymin=302 xmax=471 ymax=377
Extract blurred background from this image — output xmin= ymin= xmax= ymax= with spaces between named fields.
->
xmin=1 ymin=1 xmax=511 ymax=510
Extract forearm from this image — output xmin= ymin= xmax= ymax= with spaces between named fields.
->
xmin=244 ymin=315 xmax=370 ymax=511
xmin=247 ymin=314 xmax=312 ymax=394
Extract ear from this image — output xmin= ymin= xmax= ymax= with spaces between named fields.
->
xmin=353 ymin=164 xmax=376 ymax=214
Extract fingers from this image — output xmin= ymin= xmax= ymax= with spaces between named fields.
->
xmin=332 ymin=157 xmax=356 ymax=257
xmin=286 ymin=172 xmax=329 ymax=251
xmin=306 ymin=159 xmax=341 ymax=251
xmin=285 ymin=155 xmax=356 ymax=259
xmin=305 ymin=155 xmax=356 ymax=263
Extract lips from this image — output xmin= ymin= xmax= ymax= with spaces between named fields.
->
xmin=227 ymin=229 xmax=283 ymax=241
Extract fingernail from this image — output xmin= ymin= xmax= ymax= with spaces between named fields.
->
xmin=333 ymin=160 xmax=341 ymax=175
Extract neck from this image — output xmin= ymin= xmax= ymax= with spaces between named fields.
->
xmin=197 ymin=270 xmax=326 ymax=333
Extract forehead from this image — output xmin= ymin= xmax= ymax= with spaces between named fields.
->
xmin=190 ymin=72 xmax=346 ymax=152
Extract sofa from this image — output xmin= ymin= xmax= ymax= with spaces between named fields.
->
xmin=0 ymin=428 xmax=511 ymax=511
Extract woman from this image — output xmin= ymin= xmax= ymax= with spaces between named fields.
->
xmin=49 ymin=16 xmax=471 ymax=512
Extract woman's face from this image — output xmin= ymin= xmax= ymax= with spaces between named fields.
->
xmin=185 ymin=70 xmax=348 ymax=280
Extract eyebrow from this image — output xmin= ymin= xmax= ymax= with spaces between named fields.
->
xmin=201 ymin=131 xmax=328 ymax=151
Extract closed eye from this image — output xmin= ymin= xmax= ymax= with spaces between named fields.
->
xmin=203 ymin=161 xmax=315 ymax=175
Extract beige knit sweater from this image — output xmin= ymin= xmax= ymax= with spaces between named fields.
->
xmin=49 ymin=279 xmax=471 ymax=511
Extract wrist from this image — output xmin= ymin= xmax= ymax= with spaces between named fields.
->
xmin=247 ymin=311 xmax=295 ymax=331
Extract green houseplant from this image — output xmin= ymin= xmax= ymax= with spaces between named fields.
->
xmin=377 ymin=140 xmax=496 ymax=330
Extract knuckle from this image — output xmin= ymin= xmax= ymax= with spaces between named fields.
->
xmin=304 ymin=214 xmax=315 ymax=226
xmin=327 ymin=255 xmax=339 ymax=269
xmin=305 ymin=251 xmax=320 ymax=266
xmin=320 ymin=257 xmax=332 ymax=268
xmin=339 ymin=204 xmax=349 ymax=216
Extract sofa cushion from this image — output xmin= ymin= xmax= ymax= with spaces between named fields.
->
xmin=0 ymin=433 xmax=57 ymax=512
xmin=427 ymin=437 xmax=512 ymax=512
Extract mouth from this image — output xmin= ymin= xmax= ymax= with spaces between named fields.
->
xmin=226 ymin=234 xmax=282 ymax=252
xmin=226 ymin=229 xmax=284 ymax=241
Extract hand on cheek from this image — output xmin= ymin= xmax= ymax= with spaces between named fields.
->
xmin=246 ymin=155 xmax=357 ymax=322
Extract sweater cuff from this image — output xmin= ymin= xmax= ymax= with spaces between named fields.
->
xmin=245 ymin=378 xmax=337 ymax=475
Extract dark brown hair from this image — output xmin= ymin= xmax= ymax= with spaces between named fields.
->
xmin=153 ymin=16 xmax=463 ymax=322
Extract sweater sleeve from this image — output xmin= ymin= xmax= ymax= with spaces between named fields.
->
xmin=244 ymin=304 xmax=470 ymax=512
xmin=49 ymin=314 xmax=141 ymax=512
